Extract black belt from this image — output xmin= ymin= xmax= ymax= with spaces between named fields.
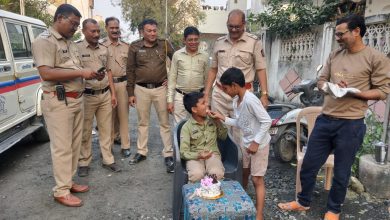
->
xmin=175 ymin=88 xmax=204 ymax=95
xmin=84 ymin=86 xmax=110 ymax=95
xmin=137 ymin=82 xmax=164 ymax=89
xmin=322 ymin=114 xmax=363 ymax=121
xmin=113 ymin=76 xmax=127 ymax=83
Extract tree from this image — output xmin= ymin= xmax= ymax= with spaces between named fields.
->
xmin=116 ymin=0 xmax=205 ymax=47
xmin=0 ymin=0 xmax=53 ymax=26
xmin=248 ymin=0 xmax=340 ymax=38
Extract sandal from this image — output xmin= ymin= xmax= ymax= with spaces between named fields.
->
xmin=324 ymin=211 xmax=340 ymax=220
xmin=277 ymin=201 xmax=310 ymax=211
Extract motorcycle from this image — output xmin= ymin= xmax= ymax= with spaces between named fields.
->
xmin=269 ymin=65 xmax=324 ymax=163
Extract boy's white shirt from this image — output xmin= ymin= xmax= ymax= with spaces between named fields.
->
xmin=224 ymin=91 xmax=272 ymax=149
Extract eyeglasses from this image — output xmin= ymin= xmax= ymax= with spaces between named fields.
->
xmin=64 ymin=16 xmax=80 ymax=30
xmin=334 ymin=30 xmax=349 ymax=38
xmin=227 ymin=24 xmax=243 ymax=30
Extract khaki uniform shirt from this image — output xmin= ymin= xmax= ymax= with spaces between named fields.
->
xmin=318 ymin=46 xmax=390 ymax=119
xmin=167 ymin=47 xmax=209 ymax=103
xmin=32 ymin=27 xmax=83 ymax=92
xmin=211 ymin=32 xmax=266 ymax=83
xmin=101 ymin=38 xmax=129 ymax=77
xmin=76 ymin=40 xmax=109 ymax=90
xmin=127 ymin=38 xmax=174 ymax=96
xmin=180 ymin=116 xmax=228 ymax=161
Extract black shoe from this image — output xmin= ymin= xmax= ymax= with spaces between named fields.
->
xmin=102 ymin=163 xmax=121 ymax=173
xmin=129 ymin=153 xmax=147 ymax=165
xmin=78 ymin=166 xmax=89 ymax=177
xmin=121 ymin=149 xmax=131 ymax=158
xmin=113 ymin=137 xmax=121 ymax=145
xmin=164 ymin=156 xmax=174 ymax=173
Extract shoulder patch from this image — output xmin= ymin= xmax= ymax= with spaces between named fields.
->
xmin=246 ymin=33 xmax=259 ymax=40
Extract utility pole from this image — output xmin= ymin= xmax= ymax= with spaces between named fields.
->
xmin=20 ymin=0 xmax=25 ymax=15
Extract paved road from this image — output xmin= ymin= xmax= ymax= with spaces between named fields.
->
xmin=0 ymin=108 xmax=388 ymax=219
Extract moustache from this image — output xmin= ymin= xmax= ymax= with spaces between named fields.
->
xmin=111 ymin=32 xmax=120 ymax=35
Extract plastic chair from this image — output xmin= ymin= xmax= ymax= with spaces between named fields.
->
xmin=295 ymin=106 xmax=334 ymax=198
xmin=172 ymin=120 xmax=243 ymax=220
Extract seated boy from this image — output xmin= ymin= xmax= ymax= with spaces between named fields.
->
xmin=210 ymin=67 xmax=272 ymax=220
xmin=180 ymin=92 xmax=228 ymax=182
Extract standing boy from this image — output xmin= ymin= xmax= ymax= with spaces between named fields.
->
xmin=180 ymin=92 xmax=228 ymax=182
xmin=211 ymin=67 xmax=272 ymax=220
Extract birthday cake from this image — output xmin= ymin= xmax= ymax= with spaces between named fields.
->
xmin=199 ymin=174 xmax=222 ymax=198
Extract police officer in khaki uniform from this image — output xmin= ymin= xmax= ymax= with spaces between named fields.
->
xmin=203 ymin=9 xmax=269 ymax=218
xmin=101 ymin=17 xmax=131 ymax=158
xmin=32 ymin=4 xmax=99 ymax=207
xmin=76 ymin=18 xmax=121 ymax=177
xmin=127 ymin=19 xmax=175 ymax=173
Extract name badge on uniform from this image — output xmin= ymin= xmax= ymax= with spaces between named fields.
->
xmin=82 ymin=54 xmax=91 ymax=57
xmin=138 ymin=49 xmax=146 ymax=53
xmin=218 ymin=50 xmax=225 ymax=53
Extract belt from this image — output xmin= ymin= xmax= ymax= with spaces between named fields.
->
xmin=137 ymin=82 xmax=164 ymax=89
xmin=175 ymin=88 xmax=204 ymax=95
xmin=43 ymin=91 xmax=83 ymax=99
xmin=113 ymin=76 xmax=127 ymax=83
xmin=84 ymin=86 xmax=110 ymax=95
xmin=322 ymin=114 xmax=364 ymax=121
xmin=216 ymin=82 xmax=252 ymax=90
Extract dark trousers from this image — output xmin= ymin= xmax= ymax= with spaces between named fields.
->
xmin=297 ymin=114 xmax=366 ymax=213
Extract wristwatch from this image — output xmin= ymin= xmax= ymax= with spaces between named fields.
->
xmin=261 ymin=91 xmax=268 ymax=96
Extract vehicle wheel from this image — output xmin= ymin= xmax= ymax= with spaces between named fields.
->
xmin=273 ymin=128 xmax=296 ymax=163
xmin=33 ymin=116 xmax=50 ymax=142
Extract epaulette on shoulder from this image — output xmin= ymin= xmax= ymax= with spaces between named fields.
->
xmin=216 ymin=35 xmax=226 ymax=41
xmin=39 ymin=30 xmax=51 ymax=38
xmin=75 ymin=39 xmax=83 ymax=44
xmin=99 ymin=38 xmax=107 ymax=44
xmin=98 ymin=42 xmax=108 ymax=47
xmin=131 ymin=38 xmax=143 ymax=45
xmin=246 ymin=32 xmax=259 ymax=40
xmin=120 ymin=38 xmax=129 ymax=45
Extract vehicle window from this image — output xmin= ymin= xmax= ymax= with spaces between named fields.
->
xmin=32 ymin=27 xmax=46 ymax=39
xmin=0 ymin=34 xmax=6 ymax=61
xmin=6 ymin=22 xmax=32 ymax=58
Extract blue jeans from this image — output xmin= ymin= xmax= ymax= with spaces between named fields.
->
xmin=297 ymin=114 xmax=366 ymax=214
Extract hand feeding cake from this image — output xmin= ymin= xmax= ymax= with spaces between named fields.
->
xmin=199 ymin=174 xmax=221 ymax=198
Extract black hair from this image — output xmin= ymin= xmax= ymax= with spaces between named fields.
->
xmin=54 ymin=4 xmax=81 ymax=22
xmin=139 ymin=19 xmax=158 ymax=31
xmin=105 ymin=17 xmax=120 ymax=26
xmin=220 ymin=67 xmax=245 ymax=87
xmin=184 ymin=26 xmax=200 ymax=39
xmin=228 ymin=9 xmax=246 ymax=23
xmin=183 ymin=92 xmax=204 ymax=114
xmin=336 ymin=14 xmax=366 ymax=37
xmin=82 ymin=18 xmax=98 ymax=30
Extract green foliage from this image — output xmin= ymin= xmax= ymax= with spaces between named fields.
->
xmin=0 ymin=0 xmax=53 ymax=26
xmin=248 ymin=0 xmax=339 ymax=38
xmin=118 ymin=0 xmax=205 ymax=47
xmin=351 ymin=112 xmax=383 ymax=177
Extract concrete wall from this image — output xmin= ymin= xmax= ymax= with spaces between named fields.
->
xmin=264 ymin=23 xmax=335 ymax=102
xmin=365 ymin=0 xmax=390 ymax=17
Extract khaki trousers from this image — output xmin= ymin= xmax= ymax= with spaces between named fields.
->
xmin=186 ymin=154 xmax=224 ymax=182
xmin=211 ymin=86 xmax=244 ymax=147
xmin=79 ymin=91 xmax=114 ymax=166
xmin=173 ymin=91 xmax=190 ymax=126
xmin=134 ymin=85 xmax=173 ymax=157
xmin=111 ymin=81 xmax=130 ymax=149
xmin=41 ymin=93 xmax=83 ymax=197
